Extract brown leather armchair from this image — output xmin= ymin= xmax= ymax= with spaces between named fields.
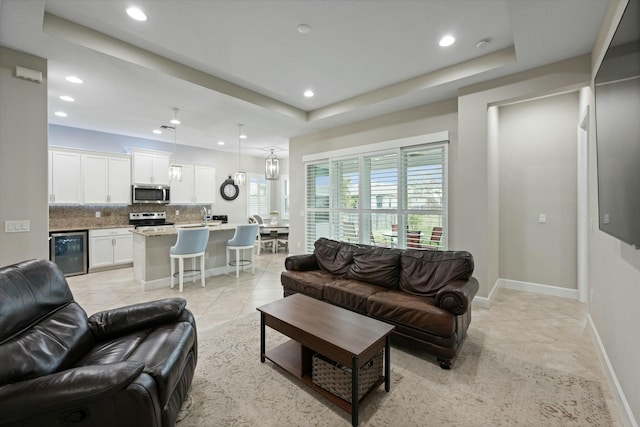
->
xmin=0 ymin=259 xmax=197 ymax=427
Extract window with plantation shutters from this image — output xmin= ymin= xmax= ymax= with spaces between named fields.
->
xmin=305 ymin=162 xmax=330 ymax=253
xmin=305 ymin=137 xmax=448 ymax=252
xmin=248 ymin=174 xmax=270 ymax=218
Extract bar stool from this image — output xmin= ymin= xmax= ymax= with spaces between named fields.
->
xmin=170 ymin=227 xmax=210 ymax=292
xmin=226 ymin=224 xmax=259 ymax=278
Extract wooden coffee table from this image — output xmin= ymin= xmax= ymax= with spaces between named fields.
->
xmin=257 ymin=293 xmax=395 ymax=426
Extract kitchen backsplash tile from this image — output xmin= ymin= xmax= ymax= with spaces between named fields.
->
xmin=49 ymin=205 xmax=212 ymax=230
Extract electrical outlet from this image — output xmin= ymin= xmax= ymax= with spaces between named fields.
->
xmin=95 ymin=211 xmax=101 ymax=218
xmin=538 ymin=213 xmax=546 ymax=223
xmin=175 ymin=210 xmax=180 ymax=216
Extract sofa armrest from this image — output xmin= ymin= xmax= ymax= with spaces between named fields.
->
xmin=435 ymin=277 xmax=479 ymax=315
xmin=0 ymin=362 xmax=144 ymax=424
xmin=284 ymin=254 xmax=319 ymax=271
xmin=88 ymin=298 xmax=187 ymax=340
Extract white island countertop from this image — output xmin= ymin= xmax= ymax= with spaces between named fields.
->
xmin=131 ymin=221 xmax=240 ymax=237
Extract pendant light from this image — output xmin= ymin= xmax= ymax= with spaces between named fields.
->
xmin=265 ymin=148 xmax=280 ymax=180
xmin=169 ymin=108 xmax=182 ymax=182
xmin=233 ymin=123 xmax=247 ymax=186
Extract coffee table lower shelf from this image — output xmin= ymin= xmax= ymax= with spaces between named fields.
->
xmin=264 ymin=339 xmax=385 ymax=414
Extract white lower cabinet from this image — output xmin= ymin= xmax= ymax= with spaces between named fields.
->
xmin=89 ymin=228 xmax=133 ymax=270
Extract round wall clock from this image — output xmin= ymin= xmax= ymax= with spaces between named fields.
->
xmin=220 ymin=177 xmax=239 ymax=201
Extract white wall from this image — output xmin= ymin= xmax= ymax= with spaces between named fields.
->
xmin=498 ymin=92 xmax=578 ymax=289
xmin=456 ymin=55 xmax=591 ymax=299
xmin=0 ymin=47 xmax=49 ymax=267
xmin=586 ymin=0 xmax=639 ymax=423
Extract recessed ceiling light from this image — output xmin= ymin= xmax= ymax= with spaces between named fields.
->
xmin=297 ymin=24 xmax=311 ymax=34
xmin=170 ymin=118 xmax=181 ymax=125
xmin=239 ymin=133 xmax=247 ymax=139
xmin=65 ymin=75 xmax=83 ymax=84
xmin=54 ymin=111 xmax=67 ymax=117
xmin=153 ymin=129 xmax=162 ymax=134
xmin=217 ymin=141 xmax=225 ymax=146
xmin=59 ymin=95 xmax=75 ymax=102
xmin=126 ymin=7 xmax=147 ymax=21
xmin=439 ymin=35 xmax=456 ymax=47
xmin=304 ymin=89 xmax=315 ymax=98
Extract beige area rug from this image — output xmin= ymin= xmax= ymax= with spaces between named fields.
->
xmin=177 ymin=313 xmax=612 ymax=426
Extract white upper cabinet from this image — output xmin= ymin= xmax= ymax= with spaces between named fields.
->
xmin=132 ymin=151 xmax=171 ymax=185
xmin=83 ymin=154 xmax=131 ymax=205
xmin=49 ymin=149 xmax=82 ymax=205
xmin=108 ymin=156 xmax=132 ymax=203
xmin=170 ymin=163 xmax=215 ymax=204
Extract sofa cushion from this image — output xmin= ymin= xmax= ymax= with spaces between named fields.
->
xmin=323 ymin=279 xmax=387 ymax=313
xmin=314 ymin=238 xmax=359 ymax=276
xmin=281 ymin=269 xmax=336 ymax=299
xmin=399 ymin=250 xmax=474 ymax=297
xmin=347 ymin=246 xmax=402 ymax=289
xmin=366 ymin=290 xmax=455 ymax=337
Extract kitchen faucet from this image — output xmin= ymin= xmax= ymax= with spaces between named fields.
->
xmin=201 ymin=206 xmax=208 ymax=225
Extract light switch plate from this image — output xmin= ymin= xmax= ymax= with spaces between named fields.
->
xmin=538 ymin=213 xmax=546 ymax=223
xmin=5 ymin=220 xmax=30 ymax=233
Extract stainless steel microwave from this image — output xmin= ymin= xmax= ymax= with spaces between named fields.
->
xmin=132 ymin=184 xmax=170 ymax=204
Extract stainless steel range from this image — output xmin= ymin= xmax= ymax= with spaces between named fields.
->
xmin=129 ymin=212 xmax=174 ymax=228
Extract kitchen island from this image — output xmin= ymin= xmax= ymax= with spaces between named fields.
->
xmin=132 ymin=222 xmax=241 ymax=290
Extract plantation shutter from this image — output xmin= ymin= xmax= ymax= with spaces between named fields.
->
xmin=305 ymin=162 xmax=330 ymax=253
xmin=401 ymin=144 xmax=447 ymax=249
xmin=332 ymin=158 xmax=360 ymax=242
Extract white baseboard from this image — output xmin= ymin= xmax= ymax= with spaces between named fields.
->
xmin=473 ymin=278 xmax=579 ymax=309
xmin=587 ymin=315 xmax=638 ymax=427
xmin=472 ymin=279 xmax=501 ymax=308
xmin=498 ymin=278 xmax=579 ymax=300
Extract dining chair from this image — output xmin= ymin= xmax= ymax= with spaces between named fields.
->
xmin=276 ymin=231 xmax=289 ymax=253
xmin=423 ymin=226 xmax=443 ymax=250
xmin=406 ymin=230 xmax=423 ymax=248
xmin=226 ymin=224 xmax=259 ymax=277
xmin=250 ymin=216 xmax=276 ymax=254
xmin=169 ymin=227 xmax=210 ymax=292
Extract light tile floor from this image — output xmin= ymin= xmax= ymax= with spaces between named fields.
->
xmin=66 ymin=252 xmax=623 ymax=424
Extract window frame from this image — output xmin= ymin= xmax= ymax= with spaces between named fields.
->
xmin=304 ymin=133 xmax=448 ymax=253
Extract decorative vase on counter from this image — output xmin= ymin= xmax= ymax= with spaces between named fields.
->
xmin=270 ymin=211 xmax=279 ymax=225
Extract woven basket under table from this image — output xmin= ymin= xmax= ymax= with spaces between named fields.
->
xmin=311 ymin=350 xmax=383 ymax=403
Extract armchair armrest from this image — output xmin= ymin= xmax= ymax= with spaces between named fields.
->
xmin=0 ymin=362 xmax=144 ymax=424
xmin=435 ymin=277 xmax=479 ymax=315
xmin=284 ymin=254 xmax=319 ymax=272
xmin=88 ymin=298 xmax=187 ymax=340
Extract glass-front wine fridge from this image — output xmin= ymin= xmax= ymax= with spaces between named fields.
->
xmin=49 ymin=231 xmax=88 ymax=276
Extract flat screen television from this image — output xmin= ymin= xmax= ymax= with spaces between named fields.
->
xmin=594 ymin=0 xmax=640 ymax=248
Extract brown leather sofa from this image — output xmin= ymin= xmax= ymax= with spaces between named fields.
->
xmin=0 ymin=259 xmax=197 ymax=427
xmin=281 ymin=238 xmax=479 ymax=369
